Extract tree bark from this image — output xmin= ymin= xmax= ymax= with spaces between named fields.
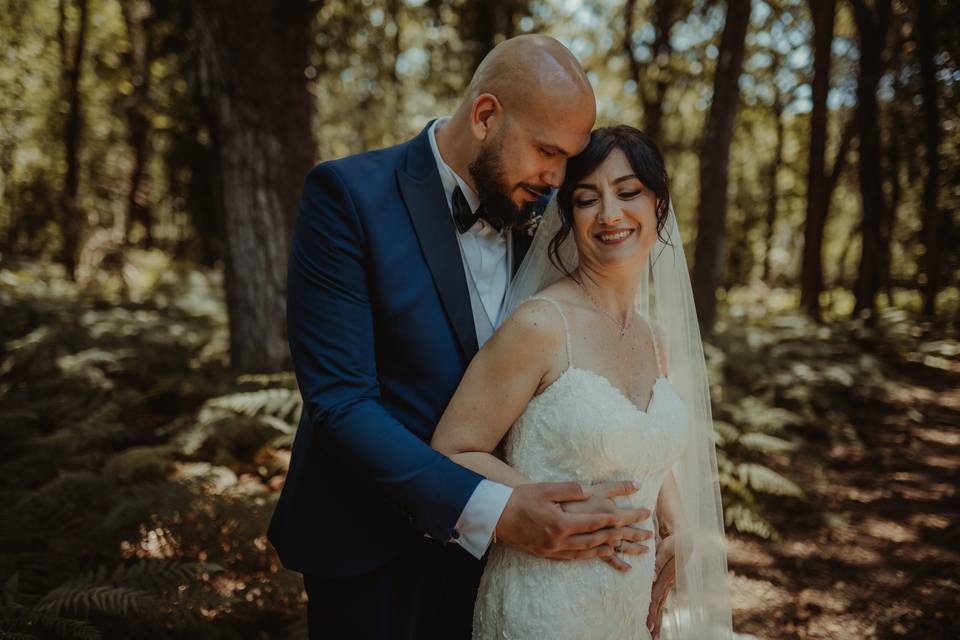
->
xmin=119 ymin=0 xmax=154 ymax=248
xmin=459 ymin=1 xmax=528 ymax=77
xmin=851 ymin=0 xmax=891 ymax=317
xmin=763 ymin=89 xmax=785 ymax=285
xmin=57 ymin=0 xmax=89 ymax=280
xmin=189 ymin=0 xmax=317 ymax=374
xmin=624 ymin=0 xmax=681 ymax=143
xmin=691 ymin=0 xmax=752 ymax=333
xmin=917 ymin=0 xmax=942 ymax=318
xmin=800 ymin=0 xmax=837 ymax=318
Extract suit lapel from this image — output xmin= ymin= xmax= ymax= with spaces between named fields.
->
xmin=511 ymin=228 xmax=533 ymax=276
xmin=398 ymin=123 xmax=479 ymax=360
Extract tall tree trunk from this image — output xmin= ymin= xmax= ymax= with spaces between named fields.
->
xmin=851 ymin=0 xmax=891 ymax=317
xmin=119 ymin=0 xmax=154 ymax=248
xmin=881 ymin=107 xmax=904 ymax=307
xmin=917 ymin=0 xmax=942 ymax=318
xmin=691 ymin=0 xmax=751 ymax=333
xmin=459 ymin=1 xmax=528 ymax=77
xmin=0 ymin=0 xmax=29 ymax=252
xmin=57 ymin=0 xmax=89 ymax=280
xmin=800 ymin=0 xmax=837 ymax=318
xmin=189 ymin=0 xmax=317 ymax=374
xmin=624 ymin=0 xmax=681 ymax=143
xmin=763 ymin=89 xmax=785 ymax=285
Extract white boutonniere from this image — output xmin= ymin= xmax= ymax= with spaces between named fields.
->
xmin=520 ymin=212 xmax=544 ymax=237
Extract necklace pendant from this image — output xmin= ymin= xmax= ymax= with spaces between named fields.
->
xmin=618 ymin=326 xmax=626 ymax=338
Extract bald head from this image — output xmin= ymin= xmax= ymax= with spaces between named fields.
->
xmin=466 ymin=35 xmax=594 ymax=116
xmin=435 ymin=35 xmax=596 ymax=229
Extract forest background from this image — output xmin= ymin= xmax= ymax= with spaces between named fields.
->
xmin=0 ymin=0 xmax=957 ymax=638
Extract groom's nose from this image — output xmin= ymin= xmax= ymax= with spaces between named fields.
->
xmin=540 ymin=163 xmax=564 ymax=189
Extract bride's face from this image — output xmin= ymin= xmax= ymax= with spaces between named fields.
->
xmin=569 ymin=148 xmax=659 ymax=271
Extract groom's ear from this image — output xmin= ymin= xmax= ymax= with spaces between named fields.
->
xmin=470 ymin=93 xmax=503 ymax=141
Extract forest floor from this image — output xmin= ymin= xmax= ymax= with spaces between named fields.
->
xmin=727 ymin=329 xmax=960 ymax=639
xmin=0 ymin=256 xmax=957 ymax=639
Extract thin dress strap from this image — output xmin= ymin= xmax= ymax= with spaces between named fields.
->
xmin=527 ymin=296 xmax=573 ymax=369
xmin=641 ymin=316 xmax=664 ymax=378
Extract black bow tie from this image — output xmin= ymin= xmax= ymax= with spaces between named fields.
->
xmin=452 ymin=186 xmax=500 ymax=234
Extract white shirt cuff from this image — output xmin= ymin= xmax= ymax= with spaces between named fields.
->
xmin=452 ymin=479 xmax=513 ymax=559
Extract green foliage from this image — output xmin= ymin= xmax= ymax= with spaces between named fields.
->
xmin=0 ymin=264 xmax=299 ymax=638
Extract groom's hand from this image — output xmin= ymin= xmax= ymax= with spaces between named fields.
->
xmin=494 ymin=481 xmax=652 ymax=567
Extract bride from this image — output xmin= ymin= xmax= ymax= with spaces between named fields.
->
xmin=431 ymin=125 xmax=733 ymax=639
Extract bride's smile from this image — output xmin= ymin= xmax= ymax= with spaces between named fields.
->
xmin=568 ymin=147 xmax=661 ymax=272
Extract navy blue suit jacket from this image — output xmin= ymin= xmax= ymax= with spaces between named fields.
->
xmin=268 ymin=122 xmax=536 ymax=578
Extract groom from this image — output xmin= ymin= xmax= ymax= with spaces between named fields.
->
xmin=268 ymin=35 xmax=654 ymax=639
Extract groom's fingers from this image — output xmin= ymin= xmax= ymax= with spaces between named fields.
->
xmin=561 ymin=511 xmax=622 ymax=534
xmin=586 ymin=480 xmax=640 ymax=499
xmin=537 ymin=481 xmax=590 ymax=502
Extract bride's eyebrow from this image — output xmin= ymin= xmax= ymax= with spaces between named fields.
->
xmin=574 ymin=175 xmax=640 ymax=191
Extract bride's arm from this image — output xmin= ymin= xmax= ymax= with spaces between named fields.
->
xmin=655 ymin=470 xmax=682 ymax=536
xmin=431 ymin=300 xmax=566 ymax=487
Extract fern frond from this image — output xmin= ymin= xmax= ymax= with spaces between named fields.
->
xmin=236 ymin=372 xmax=297 ymax=388
xmin=37 ymin=584 xmax=157 ymax=617
xmin=736 ymin=463 xmax=805 ymax=498
xmin=0 ymin=604 xmax=102 ymax=640
xmin=724 ymin=503 xmax=781 ymax=541
xmin=737 ymin=433 xmax=797 ymax=454
xmin=712 ymin=421 xmax=740 ymax=446
xmin=206 ymin=389 xmax=301 ymax=422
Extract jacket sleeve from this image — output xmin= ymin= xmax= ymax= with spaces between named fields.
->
xmin=286 ymin=162 xmax=484 ymax=542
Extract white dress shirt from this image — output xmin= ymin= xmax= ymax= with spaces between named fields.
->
xmin=428 ymin=117 xmax=514 ymax=559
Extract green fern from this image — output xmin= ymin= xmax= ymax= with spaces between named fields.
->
xmin=37 ymin=585 xmax=157 ymax=618
xmin=737 ymin=432 xmax=797 ymax=454
xmin=736 ymin=462 xmax=805 ymax=498
xmin=0 ymin=604 xmax=101 ymax=640
xmin=36 ymin=560 xmax=224 ymax=618
xmin=724 ymin=503 xmax=781 ymax=541
xmin=206 ymin=388 xmax=301 ymax=423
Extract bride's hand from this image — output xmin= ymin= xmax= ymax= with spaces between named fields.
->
xmin=561 ymin=484 xmax=654 ymax=572
xmin=494 ymin=481 xmax=651 ymax=569
xmin=646 ymin=533 xmax=677 ymax=639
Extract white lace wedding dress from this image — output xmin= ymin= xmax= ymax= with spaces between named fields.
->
xmin=472 ymin=297 xmax=694 ymax=640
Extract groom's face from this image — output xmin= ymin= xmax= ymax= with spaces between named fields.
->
xmin=470 ymin=109 xmax=592 ymax=229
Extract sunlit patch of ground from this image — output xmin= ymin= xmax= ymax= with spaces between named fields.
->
xmin=728 ymin=358 xmax=960 ymax=639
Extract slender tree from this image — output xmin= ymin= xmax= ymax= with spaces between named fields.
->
xmin=917 ymin=0 xmax=943 ymax=318
xmin=850 ymin=0 xmax=892 ymax=317
xmin=189 ymin=0 xmax=318 ymax=373
xmin=56 ymin=0 xmax=90 ymax=280
xmin=118 ymin=0 xmax=155 ymax=248
xmin=763 ymin=79 xmax=786 ymax=285
xmin=799 ymin=0 xmax=837 ymax=318
xmin=691 ymin=0 xmax=752 ymax=332
xmin=458 ymin=1 xmax=530 ymax=76
xmin=624 ymin=0 xmax=683 ymax=143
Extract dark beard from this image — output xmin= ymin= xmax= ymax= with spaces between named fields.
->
xmin=468 ymin=139 xmax=536 ymax=231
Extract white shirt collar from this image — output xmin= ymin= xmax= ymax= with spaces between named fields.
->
xmin=428 ymin=117 xmax=482 ymax=216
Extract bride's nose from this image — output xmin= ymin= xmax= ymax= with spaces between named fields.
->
xmin=597 ymin=192 xmax=624 ymax=225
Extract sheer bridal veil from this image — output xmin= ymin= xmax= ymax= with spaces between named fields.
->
xmin=504 ymin=198 xmax=734 ymax=639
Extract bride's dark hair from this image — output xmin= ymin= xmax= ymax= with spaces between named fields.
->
xmin=549 ymin=125 xmax=672 ymax=275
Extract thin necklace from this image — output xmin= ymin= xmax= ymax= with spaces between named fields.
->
xmin=573 ymin=276 xmax=630 ymax=338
